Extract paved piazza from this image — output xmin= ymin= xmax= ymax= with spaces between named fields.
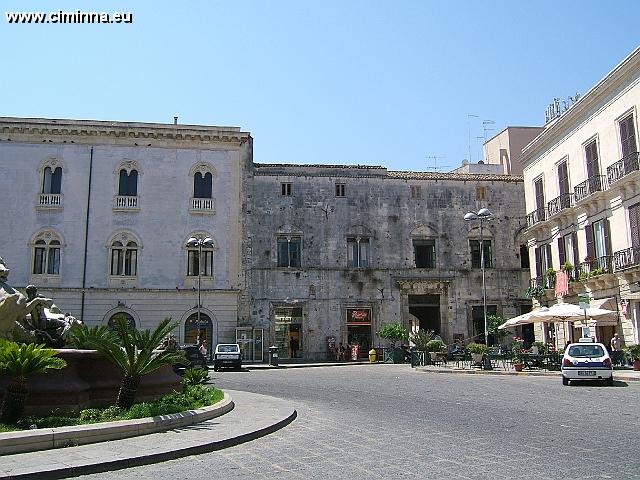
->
xmin=81 ymin=365 xmax=640 ymax=479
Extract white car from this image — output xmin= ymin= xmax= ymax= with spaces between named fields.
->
xmin=213 ymin=343 xmax=242 ymax=371
xmin=561 ymin=339 xmax=613 ymax=386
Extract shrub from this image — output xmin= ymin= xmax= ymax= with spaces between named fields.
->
xmin=532 ymin=341 xmax=547 ymax=354
xmin=409 ymin=329 xmax=435 ymax=351
xmin=425 ymin=340 xmax=444 ymax=352
xmin=182 ymin=368 xmax=209 ymax=389
xmin=466 ymin=343 xmax=488 ymax=355
xmin=626 ymin=344 xmax=640 ymax=361
xmin=377 ymin=322 xmax=409 ymax=347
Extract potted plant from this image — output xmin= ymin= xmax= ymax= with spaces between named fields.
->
xmin=626 ymin=344 xmax=640 ymax=371
xmin=466 ymin=342 xmax=487 ymax=365
xmin=377 ymin=322 xmax=409 ymax=363
xmin=511 ymin=336 xmax=525 ymax=372
xmin=425 ymin=339 xmax=444 ymax=362
xmin=544 ymin=268 xmax=556 ymax=288
xmin=525 ymin=284 xmax=545 ymax=299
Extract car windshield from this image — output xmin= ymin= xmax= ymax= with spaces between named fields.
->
xmin=568 ymin=345 xmax=605 ymax=358
xmin=217 ymin=345 xmax=239 ymax=353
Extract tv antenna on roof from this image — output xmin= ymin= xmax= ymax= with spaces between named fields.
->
xmin=426 ymin=155 xmax=450 ymax=172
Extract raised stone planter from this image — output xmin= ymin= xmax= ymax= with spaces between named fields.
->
xmin=0 ymin=349 xmax=182 ymax=415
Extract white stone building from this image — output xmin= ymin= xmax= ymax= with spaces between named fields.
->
xmin=522 ymin=47 xmax=640 ymax=347
xmin=0 ymin=117 xmax=251 ymax=359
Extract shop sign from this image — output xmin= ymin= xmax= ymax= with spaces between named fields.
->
xmin=347 ymin=308 xmax=370 ymax=323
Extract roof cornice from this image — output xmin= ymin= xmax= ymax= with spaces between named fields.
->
xmin=521 ymin=47 xmax=640 ymax=166
xmin=0 ymin=117 xmax=250 ymax=147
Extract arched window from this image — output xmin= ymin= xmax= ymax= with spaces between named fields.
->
xmin=42 ymin=166 xmax=62 ymax=194
xmin=110 ymin=240 xmax=138 ymax=276
xmin=108 ymin=312 xmax=136 ymax=330
xmin=33 ymin=238 xmax=61 ymax=274
xmin=193 ymin=172 xmax=212 ymax=199
xmin=118 ymin=169 xmax=138 ymax=196
xmin=186 ymin=237 xmax=214 ymax=277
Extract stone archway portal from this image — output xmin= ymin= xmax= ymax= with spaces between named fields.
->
xmin=408 ymin=294 xmax=440 ymax=334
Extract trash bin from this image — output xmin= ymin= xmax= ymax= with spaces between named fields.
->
xmin=268 ymin=345 xmax=279 ymax=367
xmin=368 ymin=348 xmax=377 ymax=363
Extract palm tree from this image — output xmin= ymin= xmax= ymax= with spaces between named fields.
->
xmin=87 ymin=317 xmax=185 ymax=409
xmin=0 ymin=340 xmax=67 ymax=424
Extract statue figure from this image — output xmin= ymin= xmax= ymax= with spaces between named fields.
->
xmin=0 ymin=257 xmax=79 ymax=346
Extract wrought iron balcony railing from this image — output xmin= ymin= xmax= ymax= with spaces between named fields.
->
xmin=607 ymin=152 xmax=639 ymax=184
xmin=547 ymin=193 xmax=574 ymax=217
xmin=614 ymin=247 xmax=640 ymax=271
xmin=526 ymin=207 xmax=547 ymax=228
xmin=578 ymin=255 xmax=614 ymax=279
xmin=574 ymin=175 xmax=608 ymax=202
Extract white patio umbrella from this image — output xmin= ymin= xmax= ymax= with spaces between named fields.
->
xmin=497 ymin=309 xmax=539 ymax=329
xmin=528 ymin=302 xmax=616 ymax=324
xmin=497 ymin=302 xmax=616 ymax=330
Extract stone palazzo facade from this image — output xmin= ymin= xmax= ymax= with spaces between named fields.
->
xmin=242 ymin=164 xmax=532 ymax=360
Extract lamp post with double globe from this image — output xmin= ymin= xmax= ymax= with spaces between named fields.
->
xmin=186 ymin=236 xmax=214 ymax=347
xmin=464 ymin=208 xmax=494 ymax=346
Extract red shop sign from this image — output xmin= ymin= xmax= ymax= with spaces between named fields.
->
xmin=348 ymin=309 xmax=370 ymax=322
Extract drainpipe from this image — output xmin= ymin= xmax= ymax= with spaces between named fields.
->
xmin=80 ymin=146 xmax=94 ymax=321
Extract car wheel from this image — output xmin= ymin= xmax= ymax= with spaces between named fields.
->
xmin=562 ymin=376 xmax=569 ymax=386
xmin=605 ymin=376 xmax=614 ymax=387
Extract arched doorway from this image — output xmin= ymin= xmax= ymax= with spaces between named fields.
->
xmin=184 ymin=313 xmax=213 ymax=360
xmin=107 ymin=312 xmax=136 ymax=330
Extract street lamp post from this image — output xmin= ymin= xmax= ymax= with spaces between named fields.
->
xmin=186 ymin=236 xmax=214 ymax=348
xmin=464 ymin=208 xmax=493 ymax=346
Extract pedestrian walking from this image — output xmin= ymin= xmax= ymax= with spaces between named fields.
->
xmin=610 ymin=333 xmax=623 ymax=366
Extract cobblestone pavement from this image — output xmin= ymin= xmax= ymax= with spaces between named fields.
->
xmin=80 ymin=365 xmax=640 ymax=480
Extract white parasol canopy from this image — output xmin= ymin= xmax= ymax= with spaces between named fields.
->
xmin=498 ymin=302 xmax=616 ymax=330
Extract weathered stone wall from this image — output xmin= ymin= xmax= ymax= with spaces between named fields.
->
xmin=248 ymin=164 xmax=531 ymax=359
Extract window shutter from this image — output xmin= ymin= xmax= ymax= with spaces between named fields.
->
xmin=558 ymin=238 xmax=565 ymax=266
xmin=535 ymin=247 xmax=542 ymax=277
xmin=585 ymin=224 xmax=595 ymax=260
xmin=571 ymin=232 xmax=579 ymax=266
xmin=546 ymin=244 xmax=553 ymax=270
xmin=603 ymin=219 xmax=612 ymax=256
xmin=630 ymin=203 xmax=640 ymax=249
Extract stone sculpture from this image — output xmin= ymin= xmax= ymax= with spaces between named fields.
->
xmin=0 ymin=257 xmax=80 ymax=346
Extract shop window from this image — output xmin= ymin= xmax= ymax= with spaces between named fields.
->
xmin=413 ymin=239 xmax=435 ymax=268
xmin=274 ymin=307 xmax=303 ymax=359
xmin=347 ymin=237 xmax=370 ymax=268
xmin=471 ymin=305 xmax=497 ymax=344
xmin=277 ymin=236 xmax=301 ymax=267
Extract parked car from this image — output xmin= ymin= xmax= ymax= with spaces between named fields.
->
xmin=561 ymin=339 xmax=613 ymax=386
xmin=172 ymin=344 xmax=208 ymax=375
xmin=213 ymin=343 xmax=242 ymax=371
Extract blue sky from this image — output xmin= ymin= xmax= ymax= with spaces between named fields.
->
xmin=2 ymin=1 xmax=639 ymax=171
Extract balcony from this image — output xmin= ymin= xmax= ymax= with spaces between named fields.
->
xmin=578 ymin=255 xmax=614 ymax=279
xmin=546 ymin=193 xmax=574 ymax=217
xmin=113 ymin=195 xmax=139 ymax=211
xmin=574 ymin=175 xmax=608 ymax=203
xmin=614 ymin=246 xmax=640 ymax=271
xmin=36 ymin=193 xmax=63 ymax=210
xmin=190 ymin=197 xmax=215 ymax=214
xmin=526 ymin=207 xmax=547 ymax=228
xmin=607 ymin=152 xmax=639 ymax=185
